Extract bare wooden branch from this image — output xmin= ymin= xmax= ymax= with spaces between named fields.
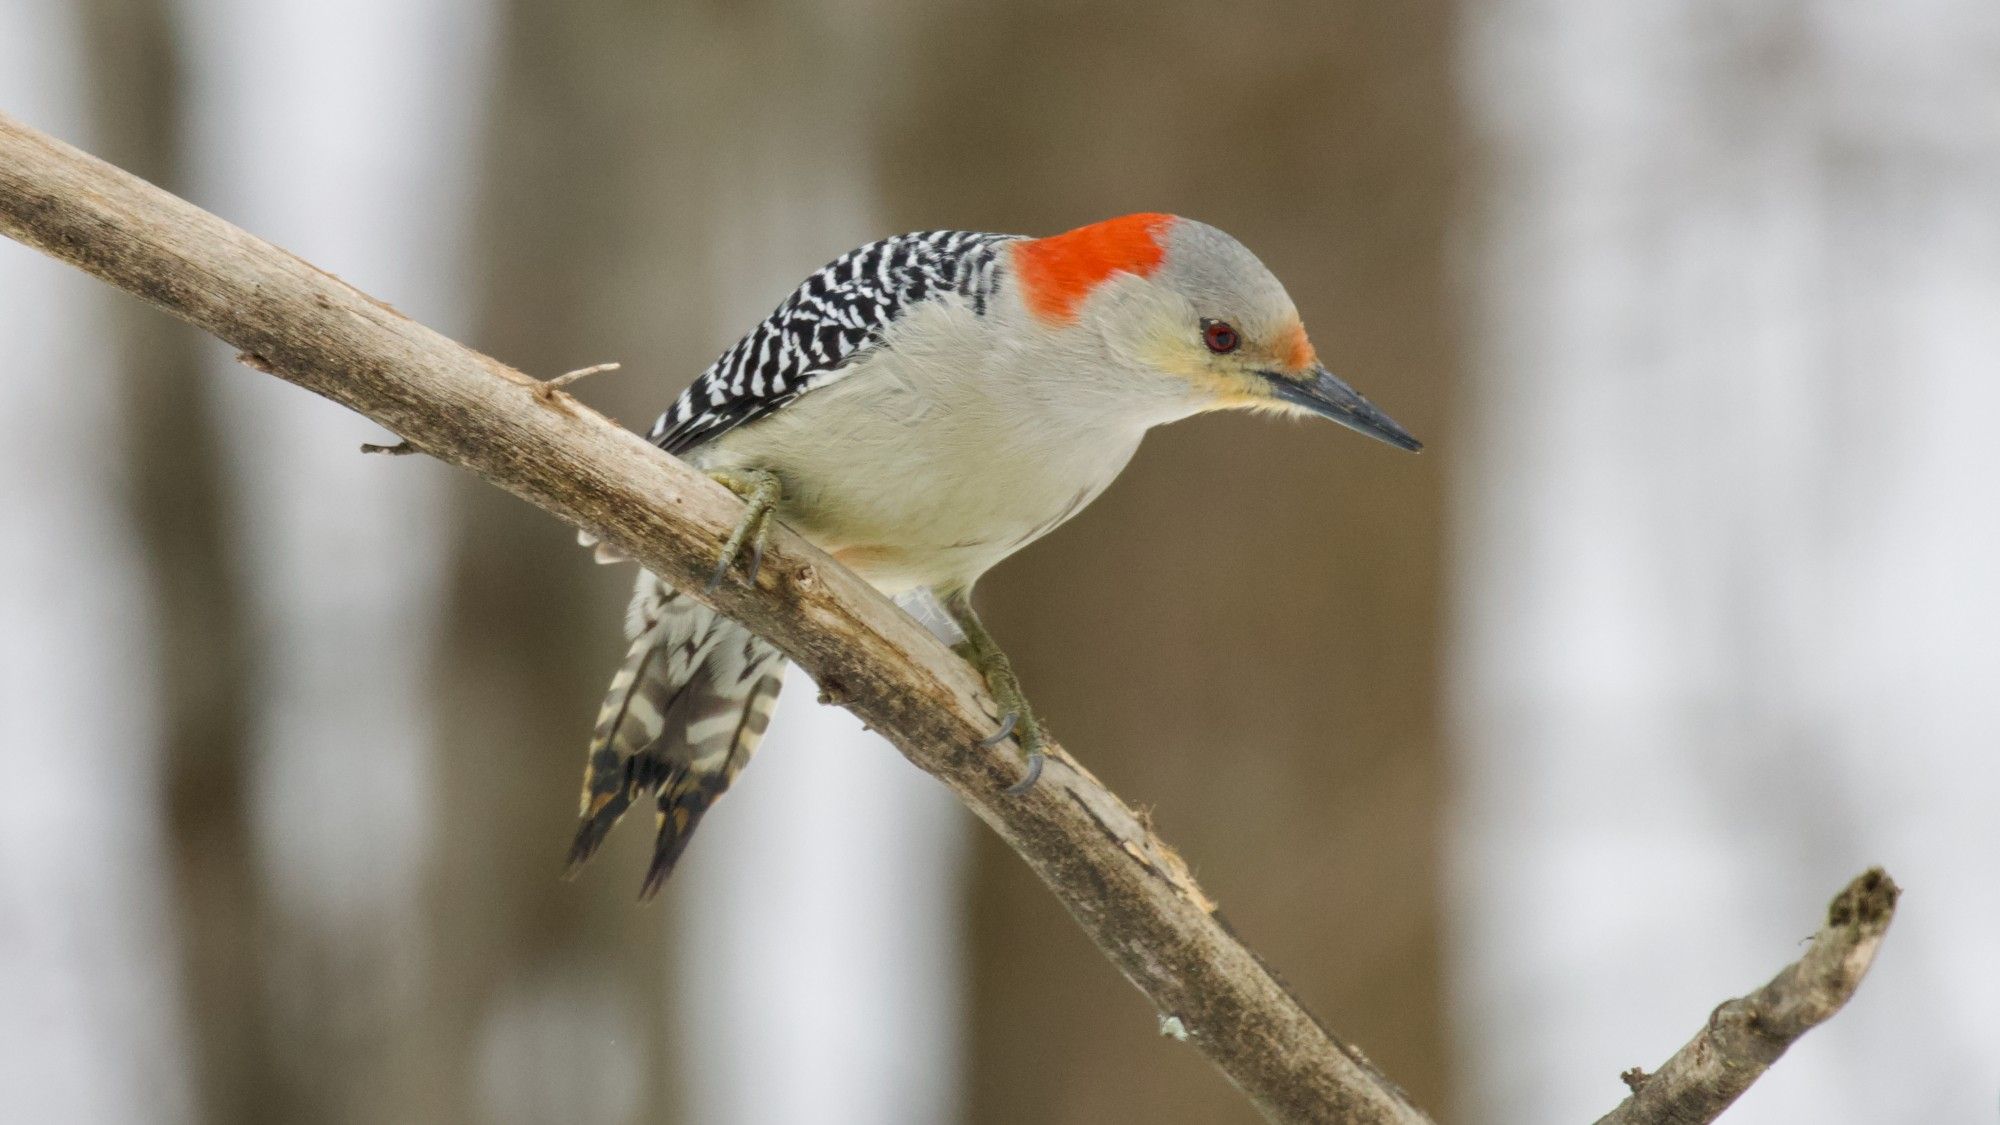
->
xmin=1596 ymin=868 xmax=1900 ymax=1125
xmin=0 ymin=112 xmax=1433 ymax=1123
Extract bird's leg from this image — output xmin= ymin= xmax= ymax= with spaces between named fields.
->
xmin=704 ymin=469 xmax=782 ymax=591
xmin=944 ymin=589 xmax=1047 ymax=795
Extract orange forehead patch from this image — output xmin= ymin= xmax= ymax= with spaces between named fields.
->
xmin=1011 ymin=213 xmax=1174 ymax=324
xmin=1280 ymin=319 xmax=1318 ymax=372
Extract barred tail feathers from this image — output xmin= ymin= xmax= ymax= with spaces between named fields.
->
xmin=568 ymin=573 xmax=786 ymax=898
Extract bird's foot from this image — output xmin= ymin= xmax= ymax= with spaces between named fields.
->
xmin=704 ymin=469 xmax=781 ymax=591
xmin=960 ymin=641 xmax=1048 ymax=795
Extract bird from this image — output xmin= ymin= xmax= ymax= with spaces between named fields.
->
xmin=565 ymin=213 xmax=1420 ymax=898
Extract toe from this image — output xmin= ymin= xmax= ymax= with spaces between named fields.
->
xmin=977 ymin=711 xmax=1018 ymax=748
xmin=1002 ymin=752 xmax=1045 ymax=795
xmin=705 ymin=555 xmax=733 ymax=593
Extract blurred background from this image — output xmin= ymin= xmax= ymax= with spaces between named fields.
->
xmin=1 ymin=0 xmax=1994 ymax=1121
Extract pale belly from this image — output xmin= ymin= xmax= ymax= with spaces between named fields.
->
xmin=692 ymin=361 xmax=1148 ymax=594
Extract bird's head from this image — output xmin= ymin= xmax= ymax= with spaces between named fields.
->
xmin=1009 ymin=213 xmax=1421 ymax=451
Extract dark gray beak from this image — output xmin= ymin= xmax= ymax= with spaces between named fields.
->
xmin=1265 ymin=365 xmax=1422 ymax=452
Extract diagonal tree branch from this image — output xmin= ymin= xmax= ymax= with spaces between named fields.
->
xmin=1599 ymin=868 xmax=1900 ymax=1125
xmin=0 ymin=112 xmax=1433 ymax=1123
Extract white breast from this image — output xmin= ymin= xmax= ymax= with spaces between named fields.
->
xmin=693 ymin=294 xmax=1201 ymax=594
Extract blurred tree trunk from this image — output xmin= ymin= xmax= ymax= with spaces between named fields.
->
xmin=879 ymin=2 xmax=1461 ymax=1120
xmin=409 ymin=2 xmax=721 ymax=1121
xmin=77 ymin=1 xmax=274 ymax=1120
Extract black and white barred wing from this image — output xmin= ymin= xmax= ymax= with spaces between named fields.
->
xmin=648 ymin=229 xmax=1012 ymax=457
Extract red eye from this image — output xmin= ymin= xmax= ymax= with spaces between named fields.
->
xmin=1202 ymin=320 xmax=1240 ymax=354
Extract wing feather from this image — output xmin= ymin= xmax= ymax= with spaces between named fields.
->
xmin=648 ymin=229 xmax=1015 ymax=457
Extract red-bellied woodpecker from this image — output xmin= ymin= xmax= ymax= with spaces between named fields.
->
xmin=567 ymin=213 xmax=1420 ymax=898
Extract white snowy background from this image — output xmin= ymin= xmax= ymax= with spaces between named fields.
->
xmin=1454 ymin=2 xmax=2000 ymax=1121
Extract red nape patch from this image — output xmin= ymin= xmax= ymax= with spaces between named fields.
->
xmin=1011 ymin=213 xmax=1175 ymax=324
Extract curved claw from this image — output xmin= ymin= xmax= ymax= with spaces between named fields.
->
xmin=704 ymin=469 xmax=781 ymax=593
xmin=977 ymin=711 xmax=1018 ymax=748
xmin=1002 ymin=752 xmax=1045 ymax=796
